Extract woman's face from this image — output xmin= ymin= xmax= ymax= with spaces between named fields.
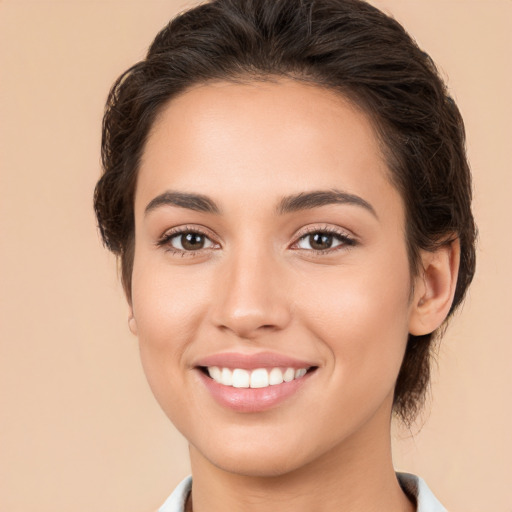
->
xmin=130 ymin=79 xmax=418 ymax=476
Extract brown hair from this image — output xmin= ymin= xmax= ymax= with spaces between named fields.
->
xmin=94 ymin=0 xmax=476 ymax=424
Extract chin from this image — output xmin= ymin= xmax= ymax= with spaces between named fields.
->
xmin=189 ymin=427 xmax=331 ymax=479
xmin=205 ymin=448 xmax=308 ymax=478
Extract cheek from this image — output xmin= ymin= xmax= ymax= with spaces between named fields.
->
xmin=297 ymin=253 xmax=413 ymax=385
xmin=293 ymin=272 xmax=412 ymax=437
xmin=130 ymin=258 xmax=212 ymax=404
xmin=132 ymin=260 xmax=210 ymax=345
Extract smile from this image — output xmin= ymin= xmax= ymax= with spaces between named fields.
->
xmin=194 ymin=352 xmax=318 ymax=412
xmin=206 ymin=366 xmax=308 ymax=388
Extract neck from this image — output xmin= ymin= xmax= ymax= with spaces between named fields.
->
xmin=188 ymin=404 xmax=415 ymax=512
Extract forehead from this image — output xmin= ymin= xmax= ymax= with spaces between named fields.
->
xmin=136 ymin=79 xmax=401 ymax=221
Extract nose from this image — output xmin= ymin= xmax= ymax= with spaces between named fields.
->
xmin=210 ymin=248 xmax=292 ymax=340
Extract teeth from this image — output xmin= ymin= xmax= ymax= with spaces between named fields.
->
xmin=221 ymin=367 xmax=232 ymax=386
xmin=283 ymin=368 xmax=295 ymax=382
xmin=232 ymin=369 xmax=250 ymax=388
xmin=206 ymin=366 xmax=308 ymax=388
xmin=208 ymin=366 xmax=222 ymax=382
xmin=250 ymin=368 xmax=269 ymax=388
xmin=269 ymin=367 xmax=284 ymax=385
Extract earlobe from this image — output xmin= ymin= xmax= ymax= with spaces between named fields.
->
xmin=128 ymin=306 xmax=138 ymax=335
xmin=409 ymin=238 xmax=460 ymax=336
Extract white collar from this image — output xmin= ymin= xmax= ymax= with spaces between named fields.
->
xmin=159 ymin=473 xmax=447 ymax=512
xmin=397 ymin=472 xmax=447 ymax=512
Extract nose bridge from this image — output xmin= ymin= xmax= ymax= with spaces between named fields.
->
xmin=211 ymin=240 xmax=291 ymax=338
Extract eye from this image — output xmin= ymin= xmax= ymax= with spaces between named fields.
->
xmin=170 ymin=232 xmax=214 ymax=251
xmin=294 ymin=229 xmax=355 ymax=252
xmin=157 ymin=227 xmax=218 ymax=255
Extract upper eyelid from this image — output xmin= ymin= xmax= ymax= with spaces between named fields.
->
xmin=158 ymin=224 xmax=219 ymax=243
xmin=292 ymin=224 xmax=356 ymax=241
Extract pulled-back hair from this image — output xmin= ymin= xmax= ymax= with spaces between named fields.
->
xmin=94 ymin=0 xmax=476 ymax=424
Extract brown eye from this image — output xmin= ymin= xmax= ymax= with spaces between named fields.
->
xmin=181 ymin=233 xmax=205 ymax=250
xmin=295 ymin=230 xmax=353 ymax=252
xmin=168 ymin=231 xmax=215 ymax=251
xmin=309 ymin=233 xmax=334 ymax=250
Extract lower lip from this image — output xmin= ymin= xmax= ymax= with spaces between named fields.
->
xmin=197 ymin=370 xmax=313 ymax=413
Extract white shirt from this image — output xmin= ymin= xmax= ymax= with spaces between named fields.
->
xmin=158 ymin=473 xmax=447 ymax=512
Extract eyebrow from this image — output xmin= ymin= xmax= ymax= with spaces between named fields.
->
xmin=145 ymin=191 xmax=221 ymax=215
xmin=144 ymin=188 xmax=377 ymax=218
xmin=276 ymin=189 xmax=378 ymax=218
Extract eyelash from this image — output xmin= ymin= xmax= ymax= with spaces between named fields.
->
xmin=156 ymin=225 xmax=356 ymax=257
xmin=291 ymin=225 xmax=356 ymax=255
xmin=156 ymin=225 xmax=218 ymax=258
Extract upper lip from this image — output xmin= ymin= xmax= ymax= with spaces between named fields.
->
xmin=193 ymin=351 xmax=317 ymax=370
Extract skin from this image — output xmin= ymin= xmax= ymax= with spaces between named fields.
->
xmin=128 ymin=79 xmax=459 ymax=512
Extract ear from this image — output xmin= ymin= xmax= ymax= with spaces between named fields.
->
xmin=409 ymin=238 xmax=460 ymax=336
xmin=128 ymin=305 xmax=138 ymax=336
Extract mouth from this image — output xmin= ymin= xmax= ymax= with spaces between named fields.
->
xmin=193 ymin=353 xmax=319 ymax=413
xmin=199 ymin=365 xmax=316 ymax=389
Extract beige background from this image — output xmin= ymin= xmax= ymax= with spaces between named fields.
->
xmin=0 ymin=1 xmax=510 ymax=511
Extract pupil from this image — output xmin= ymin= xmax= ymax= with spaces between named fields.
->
xmin=182 ymin=233 xmax=204 ymax=250
xmin=310 ymin=233 xmax=332 ymax=250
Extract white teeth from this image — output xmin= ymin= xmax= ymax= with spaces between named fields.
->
xmin=250 ymin=368 xmax=269 ymax=388
xmin=206 ymin=366 xmax=309 ymax=388
xmin=269 ymin=367 xmax=284 ymax=385
xmin=232 ymin=369 xmax=250 ymax=388
xmin=221 ymin=367 xmax=233 ymax=386
xmin=208 ymin=366 xmax=222 ymax=382
xmin=283 ymin=368 xmax=295 ymax=382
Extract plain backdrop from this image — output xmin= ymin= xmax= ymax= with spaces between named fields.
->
xmin=1 ymin=1 xmax=510 ymax=511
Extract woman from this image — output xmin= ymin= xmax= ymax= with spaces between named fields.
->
xmin=94 ymin=0 xmax=476 ymax=510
